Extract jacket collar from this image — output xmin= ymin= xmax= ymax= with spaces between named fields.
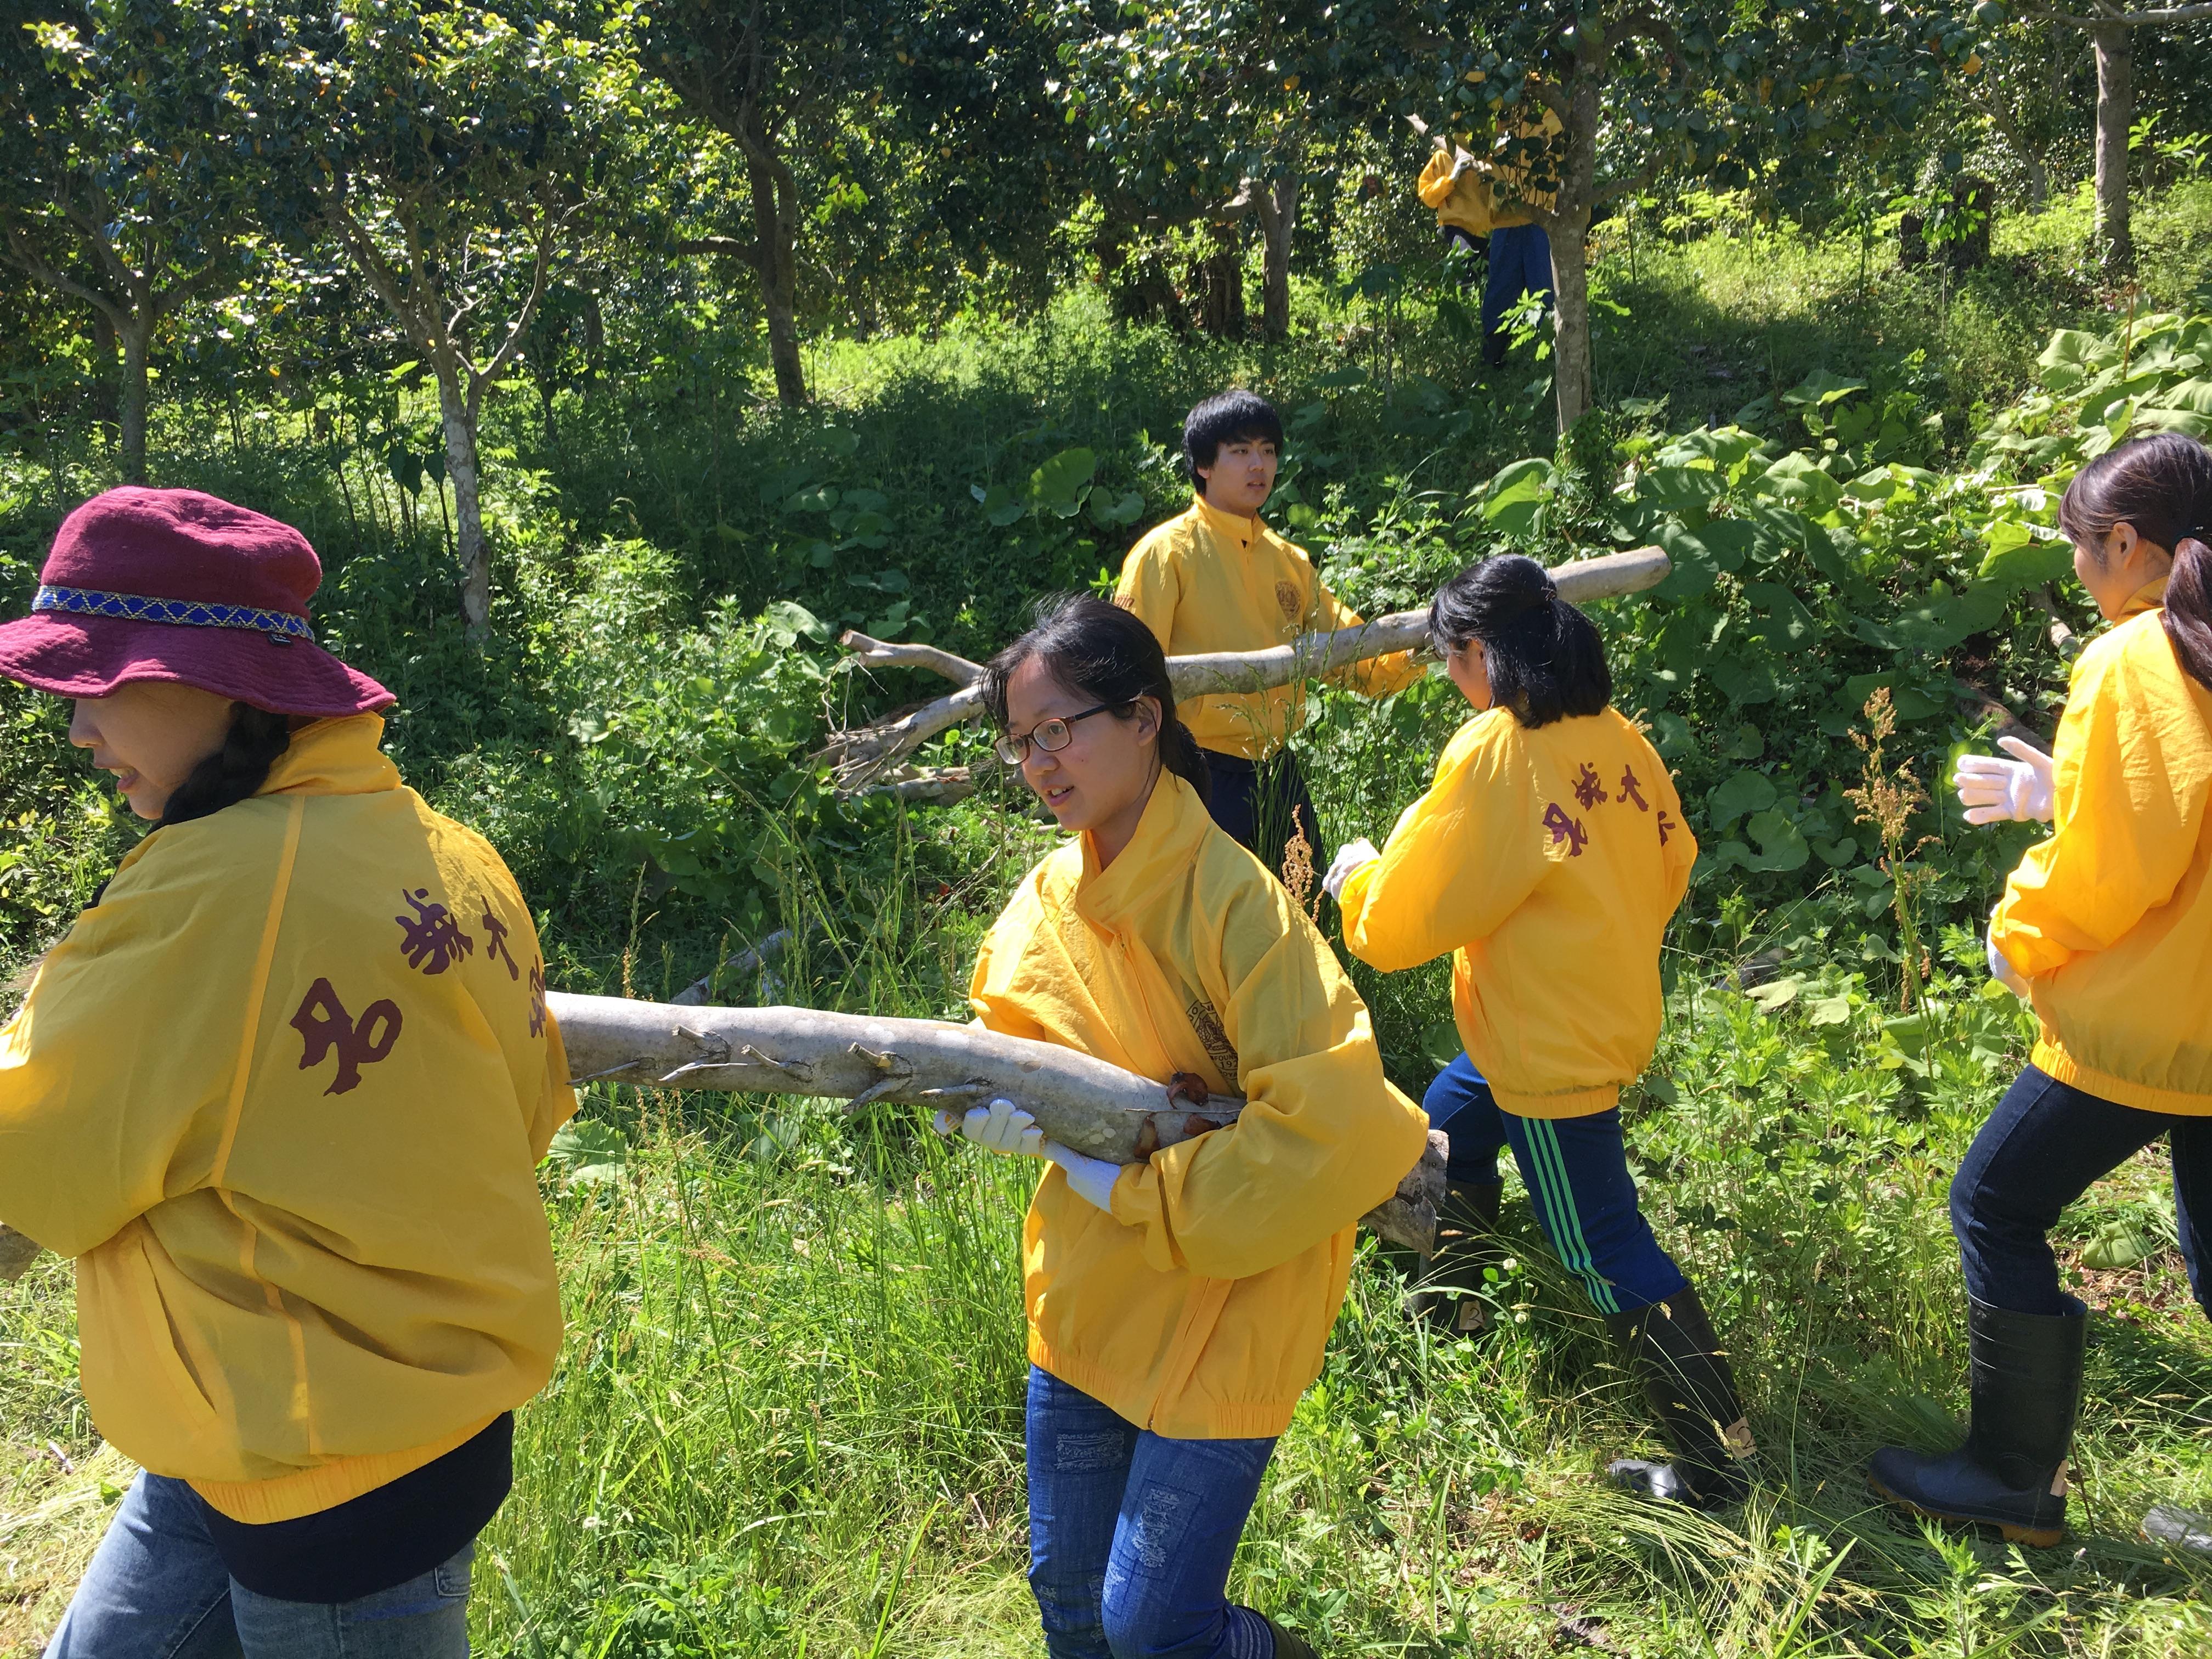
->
xmin=1074 ymin=770 xmax=1210 ymax=932
xmin=2121 ymin=576 xmax=2169 ymax=620
xmin=257 ymin=714 xmax=402 ymax=799
xmin=1189 ymin=492 xmax=1266 ymax=551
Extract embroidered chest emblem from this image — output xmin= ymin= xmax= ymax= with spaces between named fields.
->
xmin=1184 ymin=998 xmax=1240 ymax=1082
xmin=1275 ymin=579 xmax=1301 ymax=622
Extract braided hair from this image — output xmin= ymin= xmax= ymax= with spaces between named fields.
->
xmin=157 ymin=703 xmax=294 ymax=828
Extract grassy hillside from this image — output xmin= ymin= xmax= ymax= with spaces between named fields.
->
xmin=5 ymin=188 xmax=2212 ymax=1656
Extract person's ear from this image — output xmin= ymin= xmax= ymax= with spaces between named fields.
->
xmin=2108 ymin=522 xmax=2141 ymax=567
xmin=1131 ymin=695 xmax=1161 ymax=744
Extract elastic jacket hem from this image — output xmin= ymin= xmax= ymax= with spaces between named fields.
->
xmin=1490 ymin=1081 xmax=1621 ymax=1120
xmin=2031 ymin=1037 xmax=2212 ymax=1119
xmin=1028 ymin=1341 xmax=1300 ymax=1441
xmin=190 ymin=1411 xmax=503 ymax=1524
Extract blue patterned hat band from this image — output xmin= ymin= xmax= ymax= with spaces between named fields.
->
xmin=32 ymin=584 xmax=314 ymax=644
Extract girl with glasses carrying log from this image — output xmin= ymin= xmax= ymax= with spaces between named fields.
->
xmin=941 ymin=594 xmax=1429 ymax=1659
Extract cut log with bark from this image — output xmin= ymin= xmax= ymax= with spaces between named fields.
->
xmin=822 ymin=545 xmax=1671 ymax=791
xmin=839 ymin=630 xmax=984 ymax=687
xmin=549 ymin=991 xmax=1445 ymax=1251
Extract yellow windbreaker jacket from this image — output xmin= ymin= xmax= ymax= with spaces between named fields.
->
xmin=1339 ymin=706 xmax=1696 ymax=1119
xmin=969 ymin=772 xmax=1428 ymax=1438
xmin=1115 ymin=495 xmax=1424 ymax=761
xmin=0 ymin=715 xmax=575 ymax=1522
xmin=1418 ymin=150 xmax=1493 ymax=236
xmin=1991 ymin=592 xmax=2212 ymax=1115
xmin=1482 ymin=103 xmax=1565 ymax=230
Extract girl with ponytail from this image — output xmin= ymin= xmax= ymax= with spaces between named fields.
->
xmin=955 ymin=595 xmax=1426 ymax=1659
xmin=1325 ymin=555 xmax=1758 ymax=1510
xmin=1873 ymin=432 xmax=2212 ymax=1554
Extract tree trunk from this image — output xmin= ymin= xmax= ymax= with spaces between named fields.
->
xmin=89 ymin=307 xmax=120 ymax=431
xmin=1197 ymin=230 xmax=1245 ymax=338
xmin=116 ymin=314 xmax=152 ymax=485
xmin=434 ymin=365 xmax=490 ymax=634
xmin=743 ymin=135 xmax=807 ymax=406
xmin=546 ymin=991 xmax=1446 ymax=1252
xmin=1255 ymin=175 xmax=1299 ymax=343
xmin=1548 ymin=219 xmax=1594 ymax=433
xmin=2093 ymin=23 xmax=2134 ymax=274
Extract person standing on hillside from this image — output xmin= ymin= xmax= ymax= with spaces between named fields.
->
xmin=1470 ymin=93 xmax=1562 ymax=370
xmin=1115 ymin=389 xmax=1425 ymax=884
xmin=1324 ymin=555 xmax=1758 ymax=1509
xmin=1415 ymin=131 xmax=1491 ymax=287
xmin=1870 ymin=432 xmax=2212 ymax=1553
xmin=945 ymin=595 xmax=1429 ymax=1659
xmin=0 ymin=489 xmax=575 ymax=1656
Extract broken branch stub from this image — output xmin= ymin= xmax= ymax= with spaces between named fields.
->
xmin=825 ymin=546 xmax=1668 ymax=789
xmin=548 ymin=991 xmax=1442 ymax=1251
xmin=838 ymin=630 xmax=983 ymax=687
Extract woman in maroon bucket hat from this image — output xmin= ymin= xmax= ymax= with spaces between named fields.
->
xmin=0 ymin=489 xmax=579 ymax=1657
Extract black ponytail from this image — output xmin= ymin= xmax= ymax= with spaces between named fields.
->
xmin=2058 ymin=430 xmax=2212 ymax=693
xmin=157 ymin=703 xmax=294 ymax=828
xmin=1428 ymin=554 xmax=1611 ymax=727
xmin=979 ymin=595 xmax=1211 ymax=804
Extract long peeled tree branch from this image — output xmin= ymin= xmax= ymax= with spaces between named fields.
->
xmin=549 ymin=992 xmax=1447 ymax=1252
xmin=826 ymin=545 xmax=1671 ymax=789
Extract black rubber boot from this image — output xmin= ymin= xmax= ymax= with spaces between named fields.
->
xmin=1264 ymin=1613 xmax=1318 ymax=1657
xmin=1604 ymin=1286 xmax=1755 ymax=1508
xmin=1415 ymin=1181 xmax=1502 ymax=1335
xmin=1866 ymin=1296 xmax=2084 ymax=1549
xmin=1481 ymin=332 xmax=1509 ymax=369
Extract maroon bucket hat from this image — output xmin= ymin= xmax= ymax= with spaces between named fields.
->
xmin=0 ymin=487 xmax=392 ymax=717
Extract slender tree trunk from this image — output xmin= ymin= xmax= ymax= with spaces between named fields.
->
xmin=743 ymin=137 xmax=806 ymax=406
xmin=2093 ymin=23 xmax=2134 ymax=274
xmin=118 ymin=314 xmax=151 ymax=485
xmin=1255 ymin=175 xmax=1299 ymax=343
xmin=1197 ymin=230 xmax=1245 ymax=339
xmin=1548 ymin=220 xmax=1594 ymax=432
xmin=433 ymin=364 xmax=489 ymax=634
xmin=88 ymin=307 xmax=120 ymax=432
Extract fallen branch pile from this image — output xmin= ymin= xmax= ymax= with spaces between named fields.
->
xmin=826 ymin=545 xmax=1670 ymax=796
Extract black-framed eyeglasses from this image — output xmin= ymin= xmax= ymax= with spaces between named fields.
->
xmin=994 ymin=702 xmax=1126 ymax=766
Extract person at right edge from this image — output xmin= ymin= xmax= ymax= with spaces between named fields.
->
xmin=1326 ymin=555 xmax=1758 ymax=1509
xmin=1870 ymin=432 xmax=2212 ymax=1554
xmin=1115 ymin=390 xmax=1425 ymax=885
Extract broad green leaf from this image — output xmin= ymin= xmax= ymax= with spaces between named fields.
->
xmin=1743 ymin=808 xmax=1811 ymax=872
xmin=1711 ymin=658 xmax=1781 ymax=705
xmin=761 ymin=600 xmax=829 ymax=645
xmin=1748 ymin=974 xmax=1803 ymax=1011
xmin=2036 ymin=329 xmax=2106 ymax=392
xmin=1782 ymin=368 xmax=1866 ymax=408
xmin=1483 ymin=456 xmax=1554 ymax=519
xmin=1707 ymin=768 xmax=1777 ymax=830
xmin=2079 ymin=1220 xmax=2157 ymax=1271
xmin=1031 ymin=446 xmax=1098 ymax=506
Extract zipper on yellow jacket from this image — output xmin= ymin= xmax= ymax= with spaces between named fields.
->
xmin=1114 ymin=495 xmax=1424 ymax=761
xmin=0 ymin=714 xmax=577 ymax=1521
xmin=969 ymin=771 xmax=1426 ymax=1438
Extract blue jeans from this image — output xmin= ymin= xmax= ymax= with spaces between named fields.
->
xmin=1424 ymin=1052 xmax=1689 ymax=1313
xmin=1481 ymin=223 xmax=1554 ymax=345
xmin=1026 ymin=1367 xmax=1277 ymax=1659
xmin=1953 ymin=1063 xmax=2212 ymax=1317
xmin=44 ymin=1472 xmax=472 ymax=1658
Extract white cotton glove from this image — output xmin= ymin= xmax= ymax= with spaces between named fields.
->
xmin=1987 ymin=924 xmax=2031 ymax=1000
xmin=1953 ymin=737 xmax=2056 ymax=826
xmin=936 ymin=1097 xmax=1045 ymax=1157
xmin=1323 ymin=838 xmax=1381 ymax=901
xmin=934 ymin=1099 xmax=1124 ymax=1213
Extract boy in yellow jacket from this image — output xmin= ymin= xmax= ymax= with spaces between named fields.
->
xmin=0 ymin=489 xmax=574 ymax=1654
xmin=1871 ymin=432 xmax=2212 ymax=1552
xmin=1325 ymin=555 xmax=1757 ymax=1509
xmin=944 ymin=595 xmax=1427 ymax=1658
xmin=1115 ymin=388 xmax=1424 ymax=884
xmin=1417 ymin=134 xmax=1491 ymax=288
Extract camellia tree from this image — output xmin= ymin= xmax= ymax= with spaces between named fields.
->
xmin=263 ymin=1 xmax=617 ymax=633
xmin=0 ymin=0 xmax=255 ymax=484
xmin=1358 ymin=2 xmax=1985 ymax=432
xmin=2010 ymin=1 xmax=2212 ymax=272
xmin=1052 ymin=0 xmax=1344 ymax=340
